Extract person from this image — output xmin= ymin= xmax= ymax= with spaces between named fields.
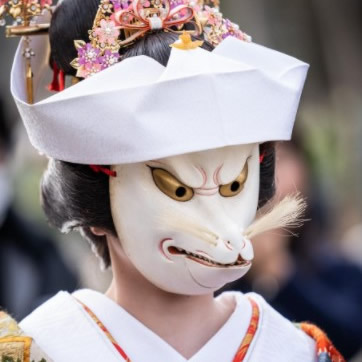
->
xmin=0 ymin=0 xmax=344 ymax=361
xmin=0 ymin=98 xmax=78 ymax=321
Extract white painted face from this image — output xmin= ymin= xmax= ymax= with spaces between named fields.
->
xmin=110 ymin=144 xmax=260 ymax=295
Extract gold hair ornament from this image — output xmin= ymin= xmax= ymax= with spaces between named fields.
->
xmin=71 ymin=0 xmax=251 ymax=79
xmin=0 ymin=0 xmax=53 ymax=104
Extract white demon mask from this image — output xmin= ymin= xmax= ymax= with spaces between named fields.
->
xmin=110 ymin=144 xmax=260 ymax=295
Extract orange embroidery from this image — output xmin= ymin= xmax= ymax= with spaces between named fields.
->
xmin=300 ymin=323 xmax=345 ymax=362
xmin=233 ymin=298 xmax=260 ymax=362
xmin=77 ymin=300 xmax=131 ymax=361
xmin=0 ymin=336 xmax=32 ymax=362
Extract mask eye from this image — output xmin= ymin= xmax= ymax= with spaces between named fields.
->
xmin=219 ymin=162 xmax=248 ymax=197
xmin=151 ymin=168 xmax=194 ymax=202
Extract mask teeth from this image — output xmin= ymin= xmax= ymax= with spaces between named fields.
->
xmin=170 ymin=247 xmax=248 ymax=267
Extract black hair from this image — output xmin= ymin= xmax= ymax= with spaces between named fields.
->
xmin=258 ymin=142 xmax=275 ymax=208
xmin=0 ymin=98 xmax=14 ymax=155
xmin=42 ymin=0 xmax=275 ymax=268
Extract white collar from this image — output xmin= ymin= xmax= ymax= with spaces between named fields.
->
xmin=20 ymin=290 xmax=315 ymax=361
xmin=73 ymin=289 xmax=254 ymax=362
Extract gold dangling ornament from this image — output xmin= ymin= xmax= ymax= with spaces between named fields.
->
xmin=0 ymin=0 xmax=53 ymax=104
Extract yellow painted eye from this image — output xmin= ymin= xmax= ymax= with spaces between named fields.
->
xmin=151 ymin=168 xmax=194 ymax=202
xmin=219 ymin=162 xmax=248 ymax=197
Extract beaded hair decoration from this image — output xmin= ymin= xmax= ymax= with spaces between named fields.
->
xmin=0 ymin=0 xmax=53 ymax=103
xmin=71 ymin=0 xmax=251 ymax=79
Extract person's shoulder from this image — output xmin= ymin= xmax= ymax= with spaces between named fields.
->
xmin=245 ymin=292 xmax=345 ymax=362
xmin=16 ymin=291 xmax=85 ymax=361
xmin=1 ymin=291 xmax=91 ymax=361
xmin=20 ymin=290 xmax=77 ymax=332
xmin=0 ymin=310 xmax=52 ymax=362
xmin=18 ymin=290 xmax=124 ymax=362
xmin=246 ymin=292 xmax=317 ymax=362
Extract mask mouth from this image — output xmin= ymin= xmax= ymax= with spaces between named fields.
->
xmin=168 ymin=246 xmax=250 ymax=268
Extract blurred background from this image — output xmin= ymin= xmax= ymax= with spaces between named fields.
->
xmin=0 ymin=0 xmax=361 ymax=360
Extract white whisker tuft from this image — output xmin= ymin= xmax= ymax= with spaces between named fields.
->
xmin=158 ymin=211 xmax=218 ymax=246
xmin=244 ymin=194 xmax=307 ymax=239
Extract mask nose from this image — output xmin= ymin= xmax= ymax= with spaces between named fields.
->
xmin=220 ymin=227 xmax=254 ymax=261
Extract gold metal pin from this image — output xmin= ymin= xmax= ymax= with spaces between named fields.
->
xmin=170 ymin=31 xmax=204 ymax=50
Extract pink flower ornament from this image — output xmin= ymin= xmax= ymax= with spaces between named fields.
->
xmin=78 ymin=63 xmax=103 ymax=79
xmin=78 ymin=43 xmax=101 ymax=65
xmin=141 ymin=0 xmax=151 ymax=7
xmin=95 ymin=19 xmax=120 ymax=46
xmin=100 ymin=50 xmax=120 ymax=69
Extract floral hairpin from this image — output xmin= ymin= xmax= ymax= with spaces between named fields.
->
xmin=199 ymin=5 xmax=251 ymax=46
xmin=114 ymin=0 xmax=196 ymax=46
xmin=70 ymin=0 xmax=121 ymax=79
xmin=71 ymin=0 xmax=251 ymax=79
xmin=71 ymin=0 xmax=198 ymax=78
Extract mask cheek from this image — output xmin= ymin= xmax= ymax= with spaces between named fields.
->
xmin=110 ymin=200 xmax=210 ymax=295
xmin=119 ymin=232 xmax=200 ymax=294
xmin=110 ymin=181 xmax=167 ymax=262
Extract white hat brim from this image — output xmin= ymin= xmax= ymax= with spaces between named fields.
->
xmin=11 ymin=35 xmax=309 ymax=165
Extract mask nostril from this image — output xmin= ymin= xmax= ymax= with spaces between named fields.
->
xmin=223 ymin=239 xmax=233 ymax=250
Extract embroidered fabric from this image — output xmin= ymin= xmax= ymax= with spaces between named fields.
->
xmin=297 ymin=323 xmax=345 ymax=362
xmin=0 ymin=311 xmax=52 ymax=362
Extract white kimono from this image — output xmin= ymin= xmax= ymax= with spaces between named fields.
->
xmin=19 ymin=289 xmax=316 ymax=362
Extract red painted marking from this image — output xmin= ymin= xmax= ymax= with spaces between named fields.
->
xmin=159 ymin=238 xmax=173 ymax=261
xmin=213 ymin=164 xmax=224 ymax=185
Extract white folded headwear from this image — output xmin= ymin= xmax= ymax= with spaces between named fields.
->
xmin=11 ymin=35 xmax=309 ymax=165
